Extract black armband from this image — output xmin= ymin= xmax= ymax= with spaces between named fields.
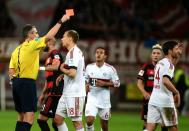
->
xmin=57 ymin=19 xmax=63 ymax=24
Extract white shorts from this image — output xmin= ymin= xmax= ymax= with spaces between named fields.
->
xmin=56 ymin=96 xmax=85 ymax=121
xmin=147 ymin=104 xmax=178 ymax=126
xmin=85 ymin=102 xmax=111 ymax=120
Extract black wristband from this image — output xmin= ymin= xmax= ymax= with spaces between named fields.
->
xmin=58 ymin=19 xmax=63 ymax=24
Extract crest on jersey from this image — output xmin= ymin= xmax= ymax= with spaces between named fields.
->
xmin=103 ymin=73 xmax=107 ymax=76
xmin=138 ymin=70 xmax=144 ymax=76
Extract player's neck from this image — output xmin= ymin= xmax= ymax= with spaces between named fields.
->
xmin=96 ymin=61 xmax=104 ymax=67
xmin=67 ymin=43 xmax=75 ymax=51
xmin=25 ymin=38 xmax=32 ymax=42
xmin=152 ymin=61 xmax=156 ymax=65
xmin=165 ymin=55 xmax=174 ymax=63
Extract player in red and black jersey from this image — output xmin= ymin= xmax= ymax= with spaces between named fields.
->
xmin=137 ymin=44 xmax=166 ymax=131
xmin=37 ymin=38 xmax=64 ymax=131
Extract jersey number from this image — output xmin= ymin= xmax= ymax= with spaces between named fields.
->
xmin=155 ymin=67 xmax=160 ymax=84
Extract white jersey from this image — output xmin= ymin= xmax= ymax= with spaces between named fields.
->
xmin=63 ymin=45 xmax=86 ymax=97
xmin=149 ymin=58 xmax=175 ymax=107
xmin=85 ymin=63 xmax=120 ymax=108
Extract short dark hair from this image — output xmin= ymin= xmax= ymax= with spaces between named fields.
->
xmin=95 ymin=47 xmax=107 ymax=55
xmin=162 ymin=40 xmax=178 ymax=55
xmin=66 ymin=30 xmax=79 ymax=43
xmin=22 ymin=24 xmax=35 ymax=39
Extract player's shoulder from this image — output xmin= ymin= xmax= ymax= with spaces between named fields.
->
xmin=104 ymin=63 xmax=117 ymax=72
xmin=72 ymin=46 xmax=83 ymax=55
xmin=12 ymin=45 xmax=21 ymax=55
xmin=159 ymin=58 xmax=170 ymax=66
xmin=86 ymin=62 xmax=95 ymax=68
xmin=140 ymin=62 xmax=152 ymax=70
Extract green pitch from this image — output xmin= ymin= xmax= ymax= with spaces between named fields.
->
xmin=0 ymin=110 xmax=188 ymax=131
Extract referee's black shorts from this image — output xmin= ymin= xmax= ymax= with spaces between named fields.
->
xmin=12 ymin=78 xmax=37 ymax=112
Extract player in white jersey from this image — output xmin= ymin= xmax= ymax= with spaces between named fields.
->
xmin=147 ymin=41 xmax=183 ymax=131
xmin=54 ymin=30 xmax=86 ymax=131
xmin=85 ymin=47 xmax=120 ymax=131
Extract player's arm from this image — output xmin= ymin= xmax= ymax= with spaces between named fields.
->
xmin=162 ymin=76 xmax=179 ymax=94
xmin=137 ymin=65 xmax=150 ymax=99
xmin=96 ymin=80 xmax=114 ymax=88
xmin=9 ymin=68 xmax=16 ymax=79
xmin=38 ymin=81 xmax=48 ymax=105
xmin=163 ymin=76 xmax=180 ymax=107
xmin=59 ymin=50 xmax=79 ymax=78
xmin=96 ymin=66 xmax=120 ymax=88
xmin=56 ymin=74 xmax=64 ymax=86
xmin=137 ymin=79 xmax=150 ymax=100
xmin=40 ymin=55 xmax=61 ymax=71
xmin=44 ymin=14 xmax=70 ymax=41
xmin=59 ymin=63 xmax=76 ymax=78
xmin=9 ymin=55 xmax=16 ymax=79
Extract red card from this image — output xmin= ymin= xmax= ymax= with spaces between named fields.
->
xmin=66 ymin=9 xmax=74 ymax=16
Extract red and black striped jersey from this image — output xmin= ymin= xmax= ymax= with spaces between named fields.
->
xmin=137 ymin=63 xmax=155 ymax=93
xmin=45 ymin=49 xmax=64 ymax=96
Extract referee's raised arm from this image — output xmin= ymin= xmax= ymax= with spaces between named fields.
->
xmin=44 ymin=14 xmax=70 ymax=41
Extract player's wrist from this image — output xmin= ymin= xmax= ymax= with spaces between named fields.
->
xmin=174 ymin=90 xmax=179 ymax=95
xmin=57 ymin=19 xmax=63 ymax=24
xmin=57 ymin=19 xmax=64 ymax=24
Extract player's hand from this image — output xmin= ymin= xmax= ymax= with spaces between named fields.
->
xmin=56 ymin=74 xmax=64 ymax=86
xmin=143 ymin=92 xmax=150 ymax=100
xmin=174 ymin=93 xmax=181 ymax=107
xmin=86 ymin=84 xmax=90 ymax=93
xmin=38 ymin=94 xmax=45 ymax=105
xmin=61 ymin=14 xmax=70 ymax=23
xmin=96 ymin=80 xmax=105 ymax=87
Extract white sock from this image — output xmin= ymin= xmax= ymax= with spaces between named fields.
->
xmin=76 ymin=128 xmax=84 ymax=131
xmin=57 ymin=123 xmax=68 ymax=131
xmin=86 ymin=124 xmax=94 ymax=131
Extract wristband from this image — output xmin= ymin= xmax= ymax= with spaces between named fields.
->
xmin=39 ymin=66 xmax=45 ymax=71
xmin=58 ymin=19 xmax=63 ymax=24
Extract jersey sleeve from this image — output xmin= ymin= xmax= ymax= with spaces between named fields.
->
xmin=137 ymin=64 xmax=146 ymax=80
xmin=162 ymin=61 xmax=174 ymax=80
xmin=9 ymin=50 xmax=17 ymax=69
xmin=31 ymin=37 xmax=46 ymax=50
xmin=110 ymin=66 xmax=120 ymax=87
xmin=85 ymin=65 xmax=90 ymax=83
xmin=68 ymin=49 xmax=79 ymax=69
xmin=9 ymin=55 xmax=15 ymax=69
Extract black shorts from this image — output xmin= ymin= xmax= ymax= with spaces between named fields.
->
xmin=12 ymin=78 xmax=37 ymax=112
xmin=40 ymin=95 xmax=61 ymax=118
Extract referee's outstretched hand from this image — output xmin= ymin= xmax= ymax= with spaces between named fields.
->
xmin=61 ymin=14 xmax=70 ymax=23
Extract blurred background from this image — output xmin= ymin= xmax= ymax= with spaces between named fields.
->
xmin=0 ymin=0 xmax=189 ymax=116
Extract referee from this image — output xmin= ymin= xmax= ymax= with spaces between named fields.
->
xmin=9 ymin=14 xmax=70 ymax=131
